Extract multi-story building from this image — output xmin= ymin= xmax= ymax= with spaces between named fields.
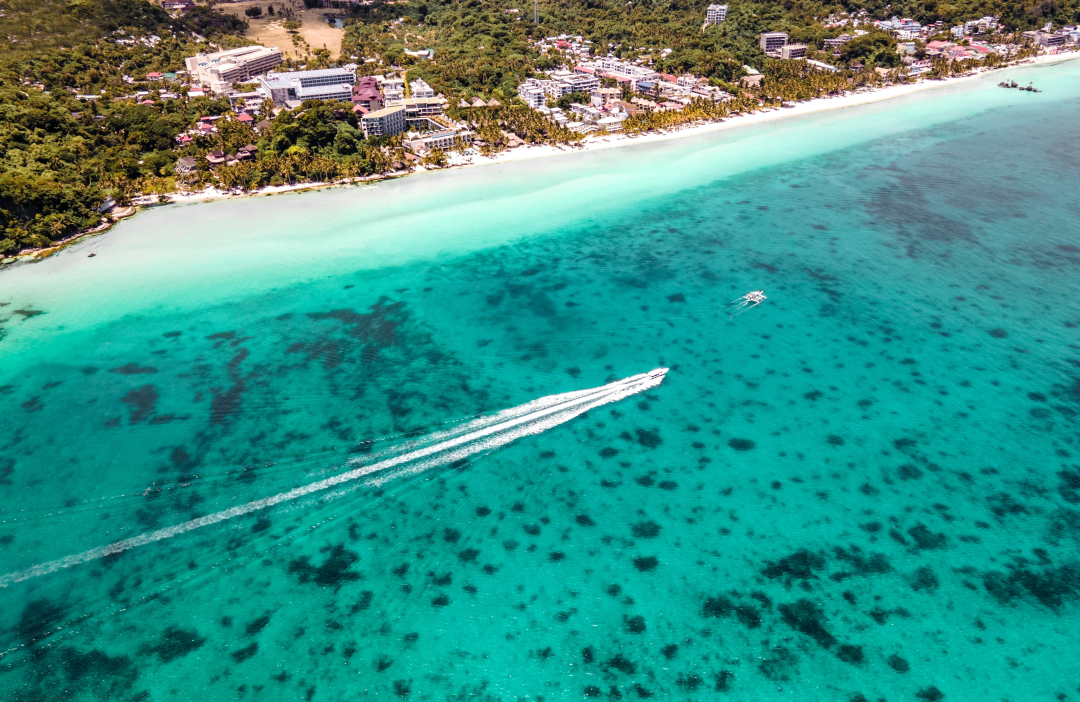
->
xmin=780 ymin=43 xmax=808 ymax=59
xmin=908 ymin=59 xmax=932 ymax=75
xmin=550 ymin=70 xmax=600 ymax=94
xmin=258 ymin=68 xmax=356 ymax=105
xmin=517 ymin=80 xmax=546 ymax=108
xmin=760 ymin=32 xmax=789 ymax=55
xmin=361 ymin=104 xmax=406 ymax=138
xmin=595 ymin=116 xmax=625 ymax=132
xmin=594 ymin=58 xmax=656 ymax=83
xmin=185 ymin=46 xmax=283 ymax=92
xmin=352 ymin=76 xmax=384 ymax=113
xmin=401 ymin=96 xmax=445 ymax=118
xmin=823 ymin=34 xmax=853 ymax=49
xmin=409 ymin=78 xmax=435 ymax=98
xmin=377 ymin=75 xmax=406 ymax=105
xmin=590 ymin=87 xmax=621 ymax=106
xmin=404 ymin=129 xmax=472 ymax=153
xmin=706 ymin=4 xmax=728 ymax=25
xmin=539 ymin=79 xmax=574 ymax=99
xmin=1028 ymin=31 xmax=1066 ymax=47
xmin=519 ymin=71 xmax=602 ymax=104
xmin=568 ymin=102 xmax=604 ymax=121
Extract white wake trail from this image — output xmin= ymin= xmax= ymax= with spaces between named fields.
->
xmin=0 ymin=368 xmax=667 ymax=587
xmin=364 ymin=369 xmax=667 ymax=487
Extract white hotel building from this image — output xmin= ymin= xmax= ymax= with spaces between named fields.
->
xmin=706 ymin=4 xmax=728 ymax=24
xmin=518 ymin=71 xmax=600 ymax=107
xmin=185 ymin=46 xmax=283 ymax=93
xmin=258 ymin=67 xmax=356 ymax=105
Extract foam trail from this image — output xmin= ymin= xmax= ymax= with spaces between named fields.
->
xmin=344 ymin=369 xmax=661 ymax=461
xmin=0 ymin=368 xmax=667 ymax=587
xmin=365 ymin=369 xmax=668 ymax=487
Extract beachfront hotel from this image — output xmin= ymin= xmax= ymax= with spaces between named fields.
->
xmin=404 ymin=129 xmax=473 ymax=154
xmin=258 ymin=67 xmax=357 ymax=106
xmin=184 ymin=46 xmax=283 ymax=93
xmin=361 ymin=104 xmax=407 ymax=138
xmin=518 ymin=82 xmax=546 ymax=108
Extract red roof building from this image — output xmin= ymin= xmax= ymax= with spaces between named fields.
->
xmin=352 ymin=85 xmax=383 ymax=112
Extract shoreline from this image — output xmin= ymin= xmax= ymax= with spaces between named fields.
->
xmin=10 ymin=50 xmax=1078 ymax=261
xmin=458 ymin=50 xmax=1080 ymax=169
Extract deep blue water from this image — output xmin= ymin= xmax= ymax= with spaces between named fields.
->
xmin=1 ymin=60 xmax=1079 ymax=701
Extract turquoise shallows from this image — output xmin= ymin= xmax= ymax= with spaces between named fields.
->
xmin=1 ymin=59 xmax=1079 ymax=701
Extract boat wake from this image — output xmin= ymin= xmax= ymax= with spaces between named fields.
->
xmin=0 ymin=368 xmax=668 ymax=587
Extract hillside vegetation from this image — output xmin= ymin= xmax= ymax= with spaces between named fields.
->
xmin=0 ymin=0 xmax=246 ymax=253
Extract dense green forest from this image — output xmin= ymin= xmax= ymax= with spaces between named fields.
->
xmin=0 ymin=0 xmax=1068 ymax=255
xmin=0 ymin=0 xmax=250 ymax=253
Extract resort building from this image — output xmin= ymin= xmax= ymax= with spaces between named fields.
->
xmin=706 ymin=4 xmax=728 ymax=25
xmin=174 ymin=156 xmax=197 ymax=174
xmin=518 ymin=81 xmax=546 ymax=108
xmin=185 ymin=46 xmax=283 ymax=93
xmin=823 ymin=34 xmax=853 ymax=49
xmin=377 ymin=75 xmax=406 ymax=105
xmin=591 ymin=58 xmax=657 ymax=88
xmin=361 ymin=104 xmax=406 ymax=138
xmin=595 ymin=116 xmax=625 ymax=132
xmin=760 ymin=32 xmax=789 ymax=55
xmin=569 ymin=102 xmax=604 ymax=121
xmin=409 ymin=78 xmax=435 ymax=98
xmin=352 ymin=77 xmax=384 ymax=113
xmin=404 ymin=129 xmax=472 ymax=154
xmin=518 ymin=72 xmax=600 ymax=105
xmin=401 ymin=96 xmax=445 ymax=118
xmin=1025 ymin=31 xmax=1066 ymax=47
xmin=779 ymin=43 xmax=808 ymax=59
xmin=591 ymin=87 xmax=621 ymax=106
xmin=551 ymin=71 xmax=601 ymax=95
xmin=258 ymin=67 xmax=356 ymax=105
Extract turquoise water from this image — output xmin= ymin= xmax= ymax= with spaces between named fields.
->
xmin=2 ymin=60 xmax=1080 ymax=701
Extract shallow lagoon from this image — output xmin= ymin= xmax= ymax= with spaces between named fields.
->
xmin=2 ymin=60 xmax=1079 ymax=701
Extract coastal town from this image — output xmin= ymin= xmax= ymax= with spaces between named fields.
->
xmin=112 ymin=15 xmax=1075 ymax=196
xmin=2 ymin=0 xmax=1079 ymax=257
